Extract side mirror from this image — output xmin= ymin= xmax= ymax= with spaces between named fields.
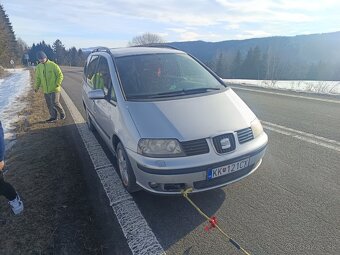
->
xmin=88 ymin=89 xmax=105 ymax=100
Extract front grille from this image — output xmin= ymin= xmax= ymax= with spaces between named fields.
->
xmin=212 ymin=133 xmax=235 ymax=153
xmin=180 ymin=139 xmax=209 ymax=156
xmin=237 ymin=127 xmax=254 ymax=144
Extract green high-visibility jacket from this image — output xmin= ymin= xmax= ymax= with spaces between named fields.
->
xmin=91 ymin=72 xmax=104 ymax=89
xmin=34 ymin=60 xmax=63 ymax=93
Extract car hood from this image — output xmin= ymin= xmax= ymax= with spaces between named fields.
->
xmin=126 ymin=88 xmax=256 ymax=140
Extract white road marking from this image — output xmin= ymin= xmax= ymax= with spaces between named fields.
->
xmin=262 ymin=121 xmax=340 ymax=152
xmin=230 ymin=86 xmax=340 ymax=104
xmin=61 ymin=89 xmax=165 ymax=255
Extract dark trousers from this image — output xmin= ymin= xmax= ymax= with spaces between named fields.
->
xmin=44 ymin=92 xmax=65 ymax=119
xmin=0 ymin=171 xmax=16 ymax=201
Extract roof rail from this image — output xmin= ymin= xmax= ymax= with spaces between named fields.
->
xmin=91 ymin=47 xmax=111 ymax=53
xmin=133 ymin=43 xmax=180 ymax=50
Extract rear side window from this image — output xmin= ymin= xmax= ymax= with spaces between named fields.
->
xmin=86 ymin=55 xmax=99 ymax=88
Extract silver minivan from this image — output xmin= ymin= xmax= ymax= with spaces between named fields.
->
xmin=82 ymin=46 xmax=268 ymax=194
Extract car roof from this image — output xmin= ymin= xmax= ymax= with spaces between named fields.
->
xmin=105 ymin=47 xmax=185 ymax=58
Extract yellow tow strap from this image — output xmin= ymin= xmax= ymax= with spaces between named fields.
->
xmin=182 ymin=188 xmax=251 ymax=255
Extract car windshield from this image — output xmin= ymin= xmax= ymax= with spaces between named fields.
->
xmin=115 ymin=53 xmax=226 ymax=100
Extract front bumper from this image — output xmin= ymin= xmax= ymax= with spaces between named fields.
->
xmin=127 ymin=133 xmax=268 ymax=194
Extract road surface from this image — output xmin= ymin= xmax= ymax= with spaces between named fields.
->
xmin=61 ymin=66 xmax=340 ymax=255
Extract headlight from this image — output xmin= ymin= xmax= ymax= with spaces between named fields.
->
xmin=251 ymin=119 xmax=264 ymax=138
xmin=137 ymin=139 xmax=185 ymax=157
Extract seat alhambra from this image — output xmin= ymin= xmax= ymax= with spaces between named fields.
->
xmin=82 ymin=46 xmax=268 ymax=194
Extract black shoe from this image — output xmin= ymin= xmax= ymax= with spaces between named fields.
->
xmin=46 ymin=118 xmax=57 ymax=123
xmin=60 ymin=114 xmax=66 ymax=120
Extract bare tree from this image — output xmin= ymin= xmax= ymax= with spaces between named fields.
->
xmin=17 ymin=37 xmax=28 ymax=53
xmin=128 ymin=32 xmax=165 ymax=46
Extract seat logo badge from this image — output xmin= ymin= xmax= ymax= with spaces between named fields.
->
xmin=220 ymin=137 xmax=231 ymax=149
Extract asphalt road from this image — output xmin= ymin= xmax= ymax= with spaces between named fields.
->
xmin=61 ymin=66 xmax=340 ymax=255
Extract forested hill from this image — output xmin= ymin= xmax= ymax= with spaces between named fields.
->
xmin=168 ymin=31 xmax=340 ymax=81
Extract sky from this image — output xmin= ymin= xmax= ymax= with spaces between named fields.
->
xmin=1 ymin=0 xmax=340 ymax=49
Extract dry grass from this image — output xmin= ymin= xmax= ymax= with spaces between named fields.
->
xmin=0 ymin=70 xmax=102 ymax=254
xmin=0 ymin=65 xmax=9 ymax=78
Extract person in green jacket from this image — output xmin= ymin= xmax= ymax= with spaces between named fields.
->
xmin=91 ymin=72 xmax=104 ymax=90
xmin=34 ymin=51 xmax=66 ymax=122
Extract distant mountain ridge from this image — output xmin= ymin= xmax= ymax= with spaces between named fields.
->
xmin=168 ymin=31 xmax=340 ymax=80
xmin=168 ymin=31 xmax=340 ymax=64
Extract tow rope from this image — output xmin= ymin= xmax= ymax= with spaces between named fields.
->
xmin=182 ymin=188 xmax=251 ymax=255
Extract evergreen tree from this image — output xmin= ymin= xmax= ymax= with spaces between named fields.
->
xmin=306 ymin=63 xmax=318 ymax=80
xmin=259 ymin=51 xmax=268 ymax=80
xmin=28 ymin=41 xmax=54 ymax=64
xmin=264 ymin=46 xmax=281 ymax=81
xmin=215 ymin=52 xmax=226 ymax=77
xmin=331 ymin=62 xmax=340 ymax=81
xmin=0 ymin=4 xmax=21 ymax=67
xmin=37 ymin=41 xmax=55 ymax=60
xmin=28 ymin=40 xmax=87 ymax=67
xmin=241 ymin=48 xmax=254 ymax=79
xmin=252 ymin=46 xmax=262 ymax=79
xmin=231 ymin=50 xmax=242 ymax=78
xmin=77 ymin=49 xmax=86 ymax=67
xmin=53 ymin=39 xmax=67 ymax=65
xmin=68 ymin=47 xmax=79 ymax=66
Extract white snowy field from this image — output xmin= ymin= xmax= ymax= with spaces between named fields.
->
xmin=0 ymin=68 xmax=31 ymax=148
xmin=223 ymin=79 xmax=340 ymax=95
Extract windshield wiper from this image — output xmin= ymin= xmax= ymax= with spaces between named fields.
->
xmin=127 ymin=87 xmax=221 ymax=99
xmin=146 ymin=87 xmax=221 ymax=98
xmin=182 ymin=87 xmax=221 ymax=94
xmin=127 ymin=94 xmax=154 ymax=99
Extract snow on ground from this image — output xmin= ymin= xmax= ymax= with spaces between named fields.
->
xmin=0 ymin=68 xmax=31 ymax=149
xmin=223 ymin=79 xmax=340 ymax=95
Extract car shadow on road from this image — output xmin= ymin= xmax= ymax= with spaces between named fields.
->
xmin=132 ymin=187 xmax=226 ymax=251
xmin=88 ymin=121 xmax=227 ymax=253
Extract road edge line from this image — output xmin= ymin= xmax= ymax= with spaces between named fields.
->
xmin=229 ymin=86 xmax=340 ymax=104
xmin=61 ymin=88 xmax=166 ymax=255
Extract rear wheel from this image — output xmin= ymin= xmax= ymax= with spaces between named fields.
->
xmin=117 ymin=142 xmax=140 ymax=193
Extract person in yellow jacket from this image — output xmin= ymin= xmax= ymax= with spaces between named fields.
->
xmin=34 ymin=51 xmax=66 ymax=122
xmin=91 ymin=72 xmax=104 ymax=90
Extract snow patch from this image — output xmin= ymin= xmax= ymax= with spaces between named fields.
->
xmin=223 ymin=79 xmax=340 ymax=95
xmin=0 ymin=68 xmax=31 ymax=150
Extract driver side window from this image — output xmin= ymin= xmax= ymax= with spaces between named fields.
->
xmin=86 ymin=55 xmax=99 ymax=89
xmin=95 ymin=57 xmax=112 ymax=96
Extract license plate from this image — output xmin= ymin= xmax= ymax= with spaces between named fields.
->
xmin=207 ymin=158 xmax=250 ymax=180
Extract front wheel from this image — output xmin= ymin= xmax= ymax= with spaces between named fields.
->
xmin=116 ymin=142 xmax=140 ymax=193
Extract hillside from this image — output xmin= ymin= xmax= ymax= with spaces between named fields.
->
xmin=168 ymin=31 xmax=340 ymax=80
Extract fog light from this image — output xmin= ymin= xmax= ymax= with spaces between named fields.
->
xmin=149 ymin=182 xmax=159 ymax=189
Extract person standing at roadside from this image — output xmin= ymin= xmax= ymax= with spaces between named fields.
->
xmin=34 ymin=51 xmax=66 ymax=122
xmin=0 ymin=121 xmax=24 ymax=215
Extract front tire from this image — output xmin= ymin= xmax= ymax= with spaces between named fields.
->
xmin=117 ymin=142 xmax=140 ymax=193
